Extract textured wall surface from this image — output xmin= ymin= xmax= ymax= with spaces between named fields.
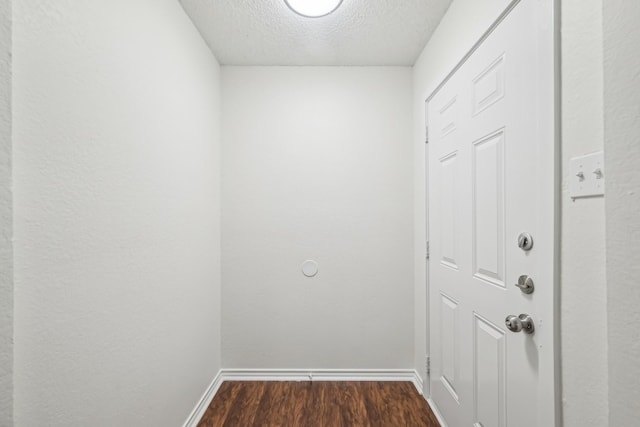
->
xmin=221 ymin=67 xmax=414 ymax=369
xmin=12 ymin=1 xmax=222 ymax=425
xmin=560 ymin=1 xmax=609 ymax=425
xmin=604 ymin=1 xmax=640 ymax=425
xmin=0 ymin=0 xmax=13 ymax=424
xmin=180 ymin=0 xmax=451 ymax=65
xmin=411 ymin=0 xmax=511 ymax=387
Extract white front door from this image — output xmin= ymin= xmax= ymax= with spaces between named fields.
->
xmin=427 ymin=1 xmax=557 ymax=426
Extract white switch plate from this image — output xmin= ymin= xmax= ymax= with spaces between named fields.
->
xmin=570 ymin=151 xmax=605 ymax=198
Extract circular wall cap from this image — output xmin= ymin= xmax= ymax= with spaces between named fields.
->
xmin=302 ymin=260 xmax=319 ymax=277
xmin=284 ymin=0 xmax=344 ymax=18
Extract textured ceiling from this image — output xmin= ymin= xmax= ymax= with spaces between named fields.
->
xmin=179 ymin=0 xmax=452 ymax=66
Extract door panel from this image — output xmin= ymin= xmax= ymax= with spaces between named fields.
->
xmin=439 ymin=152 xmax=459 ymax=269
xmin=473 ymin=312 xmax=506 ymax=427
xmin=439 ymin=292 xmax=459 ymax=400
xmin=472 ymin=129 xmax=505 ymax=288
xmin=472 ymin=54 xmax=506 ymax=116
xmin=427 ymin=1 xmax=557 ymax=426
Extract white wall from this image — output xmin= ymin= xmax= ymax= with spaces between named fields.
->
xmin=560 ymin=1 xmax=608 ymax=425
xmin=12 ymin=1 xmax=222 ymax=425
xmin=412 ymin=1 xmax=610 ymax=426
xmin=603 ymin=1 xmax=640 ymax=425
xmin=221 ymin=67 xmax=414 ymax=370
xmin=411 ymin=0 xmax=511 ymax=385
xmin=0 ymin=0 xmax=12 ymax=424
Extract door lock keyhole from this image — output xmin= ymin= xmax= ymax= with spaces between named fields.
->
xmin=518 ymin=232 xmax=534 ymax=251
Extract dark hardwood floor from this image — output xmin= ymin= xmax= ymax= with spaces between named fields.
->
xmin=197 ymin=381 xmax=440 ymax=427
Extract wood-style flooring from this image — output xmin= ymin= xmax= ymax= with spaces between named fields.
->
xmin=197 ymin=381 xmax=440 ymax=427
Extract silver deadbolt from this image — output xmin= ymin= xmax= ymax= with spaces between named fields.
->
xmin=517 ymin=232 xmax=534 ymax=251
xmin=505 ymin=314 xmax=535 ymax=334
xmin=515 ymin=275 xmax=535 ymax=294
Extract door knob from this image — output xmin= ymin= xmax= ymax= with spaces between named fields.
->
xmin=515 ymin=275 xmax=535 ymax=294
xmin=505 ymin=314 xmax=535 ymax=334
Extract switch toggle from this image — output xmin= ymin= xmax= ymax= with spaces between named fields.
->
xmin=570 ymin=151 xmax=605 ymax=199
xmin=593 ymin=168 xmax=603 ymax=179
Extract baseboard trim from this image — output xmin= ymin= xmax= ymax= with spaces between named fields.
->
xmin=182 ymin=370 xmax=224 ymax=427
xmin=411 ymin=370 xmax=424 ymax=396
xmin=184 ymin=369 xmax=427 ymax=427
xmin=222 ymin=368 xmax=421 ymax=384
xmin=427 ymin=397 xmax=448 ymax=427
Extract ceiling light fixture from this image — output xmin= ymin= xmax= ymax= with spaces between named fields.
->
xmin=284 ymin=0 xmax=344 ymax=18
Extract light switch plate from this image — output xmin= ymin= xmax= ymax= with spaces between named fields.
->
xmin=570 ymin=151 xmax=605 ymax=198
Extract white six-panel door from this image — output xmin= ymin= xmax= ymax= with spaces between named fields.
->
xmin=427 ymin=1 xmax=557 ymax=426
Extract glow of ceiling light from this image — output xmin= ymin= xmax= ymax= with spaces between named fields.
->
xmin=284 ymin=0 xmax=344 ymax=18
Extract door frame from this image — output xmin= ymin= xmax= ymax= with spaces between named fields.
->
xmin=422 ymin=0 xmax=562 ymax=425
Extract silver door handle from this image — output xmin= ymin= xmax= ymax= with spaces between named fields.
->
xmin=505 ymin=314 xmax=535 ymax=334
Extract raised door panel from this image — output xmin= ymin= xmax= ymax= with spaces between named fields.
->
xmin=439 ymin=152 xmax=459 ymax=270
xmin=473 ymin=54 xmax=506 ymax=116
xmin=472 ymin=129 xmax=506 ymax=288
xmin=473 ymin=313 xmax=506 ymax=427
xmin=440 ymin=293 xmax=460 ymax=402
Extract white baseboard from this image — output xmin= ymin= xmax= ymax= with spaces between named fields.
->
xmin=182 ymin=370 xmax=224 ymax=427
xmin=222 ymin=368 xmax=421 ymax=382
xmin=415 ymin=377 xmax=447 ymax=427
xmin=411 ymin=370 xmax=424 ymax=396
xmin=183 ymin=368 xmax=428 ymax=427
xmin=427 ymin=397 xmax=448 ymax=427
